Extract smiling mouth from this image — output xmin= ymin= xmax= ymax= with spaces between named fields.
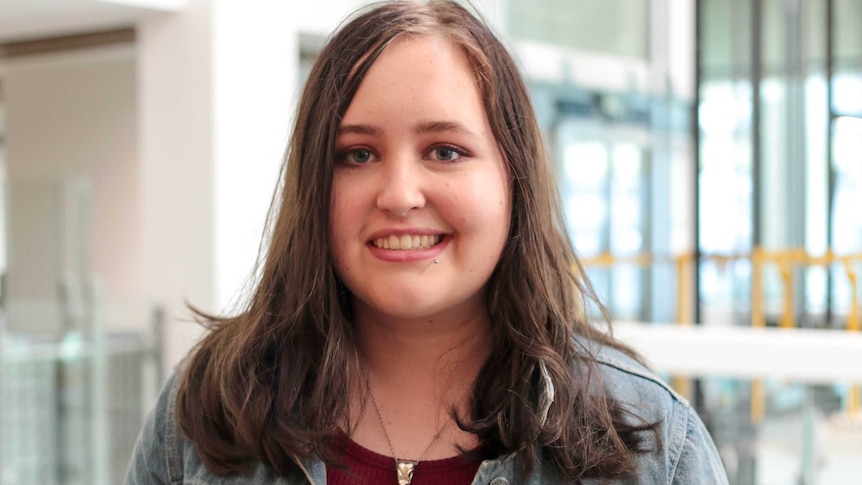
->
xmin=371 ymin=234 xmax=443 ymax=250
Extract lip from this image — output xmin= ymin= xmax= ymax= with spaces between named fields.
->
xmin=366 ymin=229 xmax=450 ymax=263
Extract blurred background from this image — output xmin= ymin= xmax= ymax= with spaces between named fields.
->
xmin=0 ymin=0 xmax=860 ymax=483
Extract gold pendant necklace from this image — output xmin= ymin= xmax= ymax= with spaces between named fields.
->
xmin=366 ymin=375 xmax=449 ymax=485
xmin=395 ymin=460 xmax=418 ymax=485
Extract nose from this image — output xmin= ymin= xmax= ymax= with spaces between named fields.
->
xmin=375 ymin=153 xmax=426 ymax=217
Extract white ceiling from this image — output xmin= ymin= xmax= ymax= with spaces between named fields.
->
xmin=0 ymin=0 xmax=181 ymax=44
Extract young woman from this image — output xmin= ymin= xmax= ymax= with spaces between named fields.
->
xmin=126 ymin=1 xmax=728 ymax=483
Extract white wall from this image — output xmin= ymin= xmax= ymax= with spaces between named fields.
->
xmin=2 ymin=46 xmax=143 ymax=333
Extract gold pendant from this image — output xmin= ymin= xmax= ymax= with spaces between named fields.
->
xmin=396 ymin=460 xmax=417 ymax=485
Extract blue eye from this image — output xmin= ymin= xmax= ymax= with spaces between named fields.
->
xmin=431 ymin=146 xmax=465 ymax=161
xmin=343 ymin=149 xmax=373 ymax=164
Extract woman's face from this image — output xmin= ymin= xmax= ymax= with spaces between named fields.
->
xmin=329 ymin=35 xmax=511 ymax=324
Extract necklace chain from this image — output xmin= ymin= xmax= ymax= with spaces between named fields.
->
xmin=366 ymin=374 xmax=449 ymax=485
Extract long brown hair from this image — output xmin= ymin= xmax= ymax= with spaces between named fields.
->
xmin=177 ymin=0 xmax=656 ymax=480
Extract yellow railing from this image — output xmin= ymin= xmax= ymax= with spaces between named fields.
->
xmin=580 ymin=252 xmax=696 ymax=325
xmin=580 ymin=249 xmax=862 ymax=420
xmin=750 ymin=248 xmax=861 ymax=331
xmin=749 ymin=248 xmax=861 ymax=420
xmin=580 ymin=252 xmax=699 ymax=400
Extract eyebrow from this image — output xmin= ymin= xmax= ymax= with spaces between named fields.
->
xmin=414 ymin=120 xmax=478 ymax=138
xmin=336 ymin=124 xmax=383 ymax=136
xmin=336 ymin=120 xmax=478 ymax=138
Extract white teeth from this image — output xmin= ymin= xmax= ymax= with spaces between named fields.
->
xmin=372 ymin=234 xmax=441 ymax=250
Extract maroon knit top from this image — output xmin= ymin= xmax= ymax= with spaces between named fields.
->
xmin=326 ymin=433 xmax=481 ymax=485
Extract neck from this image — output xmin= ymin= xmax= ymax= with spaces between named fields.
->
xmin=347 ymin=301 xmax=492 ymax=460
xmin=355 ymin=304 xmax=493 ymax=396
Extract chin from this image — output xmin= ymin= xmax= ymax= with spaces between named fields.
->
xmin=356 ymin=293 xmax=449 ymax=322
xmin=374 ymin=302 xmax=440 ymax=321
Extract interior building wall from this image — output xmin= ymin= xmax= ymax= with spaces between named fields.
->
xmin=3 ymin=46 xmax=141 ymax=333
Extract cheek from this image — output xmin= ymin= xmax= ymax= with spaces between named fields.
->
xmin=487 ymin=184 xmax=512 ymax=251
xmin=329 ymin=181 xmax=353 ymax=237
xmin=328 ymin=219 xmax=354 ymax=288
xmin=494 ymin=196 xmax=512 ymax=245
xmin=450 ymin=182 xmax=510 ymax=256
xmin=475 ymin=172 xmax=511 ymax=232
xmin=328 ymin=187 xmax=353 ymax=268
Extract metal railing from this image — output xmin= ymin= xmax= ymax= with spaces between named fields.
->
xmin=581 ymin=248 xmax=862 ymax=418
xmin=1 ymin=308 xmax=162 ymax=485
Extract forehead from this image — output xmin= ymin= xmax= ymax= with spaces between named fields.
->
xmin=341 ymin=35 xmax=487 ymax=126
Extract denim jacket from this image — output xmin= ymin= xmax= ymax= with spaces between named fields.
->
xmin=125 ymin=343 xmax=728 ymax=484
